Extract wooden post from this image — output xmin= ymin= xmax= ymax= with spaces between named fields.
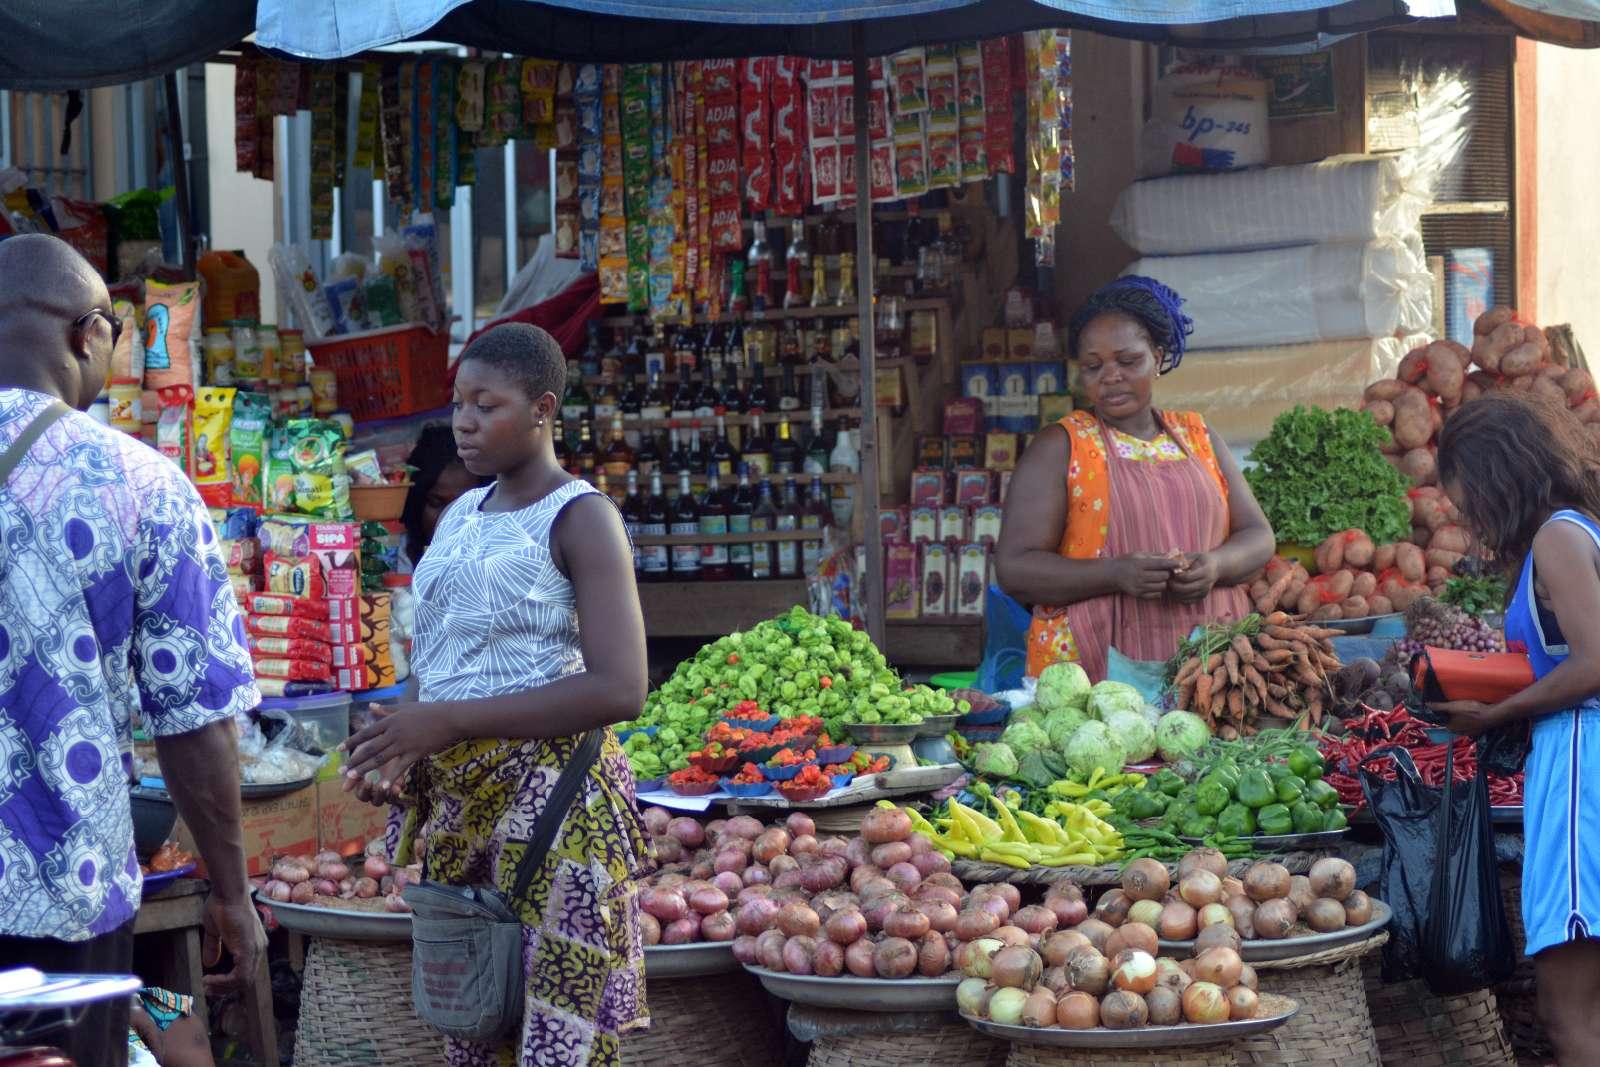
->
xmin=851 ymin=24 xmax=884 ymax=650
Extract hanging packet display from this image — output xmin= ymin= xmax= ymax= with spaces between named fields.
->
xmin=142 ymin=281 xmax=198 ymax=394
xmin=982 ymin=37 xmax=1015 ymax=175
xmin=309 ymin=67 xmax=337 ymax=240
xmin=354 ymin=62 xmax=382 ymax=170
xmin=192 ymin=386 xmax=235 ymax=506
xmin=741 ymin=58 xmax=773 ymax=212
xmin=286 ymin=418 xmax=353 ymax=520
xmin=155 ymin=395 xmax=191 ymax=477
xmin=380 ymin=62 xmax=410 ymax=203
xmin=456 ymin=60 xmax=486 ymax=133
xmin=434 ymin=62 xmax=458 ymax=210
xmin=891 ymin=48 xmax=928 ymax=115
xmin=229 ymin=391 xmax=271 ymax=508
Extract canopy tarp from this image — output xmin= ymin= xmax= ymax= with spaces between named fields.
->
xmin=0 ymin=0 xmax=255 ymax=90
xmin=256 ymin=0 xmax=1455 ymax=61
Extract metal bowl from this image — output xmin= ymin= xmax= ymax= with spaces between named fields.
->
xmin=916 ymin=714 xmax=958 ymax=738
xmin=843 ymin=721 xmax=923 ymax=743
xmin=744 ymin=967 xmax=959 ymax=1011
xmin=255 ymin=893 xmax=412 ymax=942
xmin=962 ymin=993 xmax=1298 ymax=1048
xmin=1159 ymin=900 xmax=1391 ymax=962
xmin=644 ymin=942 xmax=740 ymax=979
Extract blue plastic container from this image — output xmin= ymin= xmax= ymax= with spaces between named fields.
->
xmin=763 ymin=761 xmax=812 ymax=782
xmin=830 ymin=773 xmax=855 ymax=791
xmin=720 ymin=779 xmax=774 ymax=797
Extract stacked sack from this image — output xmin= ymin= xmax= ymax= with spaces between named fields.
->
xmin=1109 ymin=154 xmax=1439 ymax=452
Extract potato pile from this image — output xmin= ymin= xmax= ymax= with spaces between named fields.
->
xmin=1362 ymin=306 xmax=1597 ymax=489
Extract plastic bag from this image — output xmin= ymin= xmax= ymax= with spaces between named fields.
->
xmin=1361 ymin=746 xmax=1513 ymax=989
xmin=975 ymin=585 xmax=1030 ymax=692
xmin=1106 ymin=647 xmax=1168 ymax=708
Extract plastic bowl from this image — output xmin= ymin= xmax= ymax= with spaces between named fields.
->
xmin=777 ymin=781 xmax=831 ymax=803
xmin=689 ymin=752 xmax=740 ymax=775
xmin=667 ymin=779 xmax=721 ymax=797
xmin=830 ymin=773 xmax=855 ymax=791
xmin=723 ymin=714 xmax=780 ymax=733
xmin=617 ymin=725 xmax=658 ymax=743
xmin=763 ymin=761 xmax=813 ymax=782
xmin=739 ymin=743 xmax=785 ymax=765
xmin=720 ymin=779 xmax=774 ymax=797
xmin=815 ymin=744 xmax=857 ymax=765
xmin=635 ymin=777 xmax=664 ymax=793
xmin=956 ymin=705 xmax=1011 ymax=727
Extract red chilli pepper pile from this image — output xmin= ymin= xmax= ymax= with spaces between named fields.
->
xmin=1319 ymin=705 xmax=1524 ymax=811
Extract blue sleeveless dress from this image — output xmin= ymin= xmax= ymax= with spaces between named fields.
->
xmin=1503 ymin=509 xmax=1600 ymax=955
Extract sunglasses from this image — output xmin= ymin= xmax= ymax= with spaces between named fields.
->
xmin=74 ymin=308 xmax=123 ymax=348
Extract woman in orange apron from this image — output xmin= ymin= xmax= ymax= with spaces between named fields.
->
xmin=995 ymin=277 xmax=1276 ymax=680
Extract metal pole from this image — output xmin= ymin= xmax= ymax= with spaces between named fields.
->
xmin=851 ymin=24 xmax=884 ymax=650
xmin=163 ymin=70 xmax=195 ymax=279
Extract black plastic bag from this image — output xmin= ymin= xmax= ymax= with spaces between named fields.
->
xmin=1361 ymin=745 xmax=1515 ymax=990
xmin=1420 ymin=742 xmax=1515 ymax=994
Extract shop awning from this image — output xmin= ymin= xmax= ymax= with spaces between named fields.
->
xmin=0 ymin=0 xmax=255 ymax=90
xmin=255 ymin=0 xmax=1456 ymax=62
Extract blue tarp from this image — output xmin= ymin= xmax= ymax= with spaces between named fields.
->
xmin=256 ymin=0 xmax=1456 ymax=62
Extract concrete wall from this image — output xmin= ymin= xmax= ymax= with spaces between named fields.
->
xmin=203 ymin=63 xmax=280 ymax=320
xmin=1535 ymin=42 xmax=1600 ymax=353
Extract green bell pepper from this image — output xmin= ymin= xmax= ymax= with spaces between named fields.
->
xmin=1194 ymin=779 xmax=1231 ymax=817
xmin=1256 ymin=803 xmax=1294 ymax=835
xmin=1323 ymin=807 xmax=1349 ymax=832
xmin=1217 ymin=802 xmax=1257 ymax=838
xmin=1275 ymin=776 xmax=1306 ymax=806
xmin=1181 ymin=814 xmax=1218 ymax=839
xmin=1208 ymin=761 xmax=1241 ymax=791
xmin=1152 ymin=768 xmax=1186 ymax=797
xmin=1236 ymin=768 xmax=1276 ymax=809
xmin=1291 ymin=801 xmax=1324 ymax=835
xmin=1304 ymin=778 xmax=1341 ymax=810
xmin=1128 ymin=790 xmax=1168 ymax=820
xmin=1288 ymin=745 xmax=1324 ymax=781
xmin=1265 ymin=761 xmax=1295 ymax=781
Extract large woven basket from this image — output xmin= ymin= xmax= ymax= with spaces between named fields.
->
xmin=621 ymin=971 xmax=785 ymax=1067
xmin=294 ymin=938 xmax=444 ymax=1067
xmin=1006 ymin=1045 xmax=1236 ymax=1066
xmin=1493 ymin=867 xmax=1550 ymax=1061
xmin=808 ymin=1020 xmax=1006 ymax=1067
xmin=1361 ymin=957 xmax=1514 ymax=1067
xmin=1232 ymin=932 xmax=1386 ymax=1067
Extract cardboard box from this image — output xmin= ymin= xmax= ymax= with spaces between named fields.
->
xmin=909 ymin=469 xmax=946 ymax=507
xmin=174 ymin=783 xmax=319 ymax=877
xmin=981 ymin=327 xmax=1007 ymax=360
xmin=984 ymin=432 xmax=1020 ymax=471
xmin=995 ymin=362 xmax=1030 ymax=397
xmin=955 ymin=543 xmax=989 ymax=616
xmin=921 ymin=543 xmax=952 ymax=615
xmin=909 ymin=506 xmax=939 ymax=544
xmin=916 ymin=434 xmax=950 ymax=470
xmin=879 ymin=507 xmax=907 ymax=542
xmin=885 ymin=542 xmax=919 ymax=619
xmin=938 ymin=505 xmax=967 ymax=544
xmin=962 ymin=361 xmax=997 ymax=400
xmin=955 ymin=470 xmax=993 ymax=507
xmin=1006 ymin=328 xmax=1034 ymax=361
xmin=316 ymin=779 xmax=391 ymax=857
xmin=972 ymin=504 xmax=1003 ymax=543
xmin=947 ymin=434 xmax=982 ymax=470
xmin=1030 ymin=361 xmax=1067 ymax=396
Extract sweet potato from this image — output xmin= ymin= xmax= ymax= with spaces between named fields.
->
xmin=1501 ymin=342 xmax=1545 ymax=378
xmin=1474 ymin=306 xmax=1517 ymax=337
xmin=1427 ymin=549 xmax=1466 ymax=572
xmin=1314 ymin=533 xmax=1345 ymax=575
xmin=1473 ymin=321 xmax=1524 ymax=373
xmin=1372 ymin=543 xmax=1398 ymax=572
xmin=1343 ymin=530 xmax=1376 ymax=568
xmin=1352 ymin=571 xmax=1378 ymax=598
xmin=1461 ymin=377 xmax=1486 ymax=404
xmin=1389 ymin=583 xmax=1425 ymax=612
xmin=1285 ymin=579 xmax=1307 ymax=610
xmin=1364 ymin=399 xmax=1395 ymax=427
xmin=1296 ymin=586 xmax=1323 ymax=617
xmin=1430 ymin=404 xmax=1444 ymax=437
xmin=1391 ymin=390 xmax=1434 ymax=450
xmin=1326 ymin=570 xmax=1355 ymax=599
xmin=1424 ymin=342 xmax=1467 ymax=402
xmin=1398 ymin=346 xmax=1430 ymax=385
xmin=1341 ymin=596 xmax=1371 ymax=618
xmin=1521 ymin=324 xmax=1552 ymax=361
xmin=1311 ymin=604 xmax=1344 ymax=621
xmin=1399 ymin=447 xmax=1437 ymax=486
xmin=1368 ymin=595 xmax=1394 ymax=616
xmin=1560 ymin=368 xmax=1595 ymax=404
xmin=1264 ymin=556 xmax=1292 ymax=583
xmin=1379 ymin=431 xmax=1403 ymax=457
xmin=1412 ymin=525 xmax=1432 ymax=547
xmin=1430 ymin=524 xmax=1472 ymax=555
xmin=1395 ymin=543 xmax=1426 ymax=583
xmin=1364 ymin=379 xmax=1408 ymax=403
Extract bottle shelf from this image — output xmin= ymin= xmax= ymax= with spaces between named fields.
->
xmin=632 ymin=529 xmax=826 ymax=546
xmin=568 ymin=408 xmax=858 ymax=433
xmin=593 ymin=296 xmax=947 ymax=330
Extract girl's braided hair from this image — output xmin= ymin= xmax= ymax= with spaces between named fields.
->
xmin=1067 ymin=275 xmax=1194 ymax=375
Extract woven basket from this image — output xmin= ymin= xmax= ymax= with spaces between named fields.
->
xmin=622 ymin=971 xmax=784 ymax=1067
xmin=294 ymin=938 xmax=443 ymax=1067
xmin=808 ymin=1020 xmax=1007 ymax=1067
xmin=1005 ymin=1045 xmax=1236 ymax=1066
xmin=1361 ymin=957 xmax=1514 ymax=1067
xmin=1232 ymin=932 xmax=1387 ymax=1067
xmin=1493 ymin=867 xmax=1550 ymax=1061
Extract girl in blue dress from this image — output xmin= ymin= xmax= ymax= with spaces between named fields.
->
xmin=1435 ymin=391 xmax=1600 ymax=1064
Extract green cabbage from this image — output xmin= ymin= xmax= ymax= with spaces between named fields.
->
xmin=1155 ymin=710 xmax=1212 ymax=763
xmin=1062 ymin=721 xmax=1128 ymax=781
xmin=1105 ymin=709 xmax=1157 ymax=763
xmin=973 ymin=742 xmax=1019 ymax=779
xmin=1036 ymin=662 xmax=1092 ymax=715
xmin=1010 ymin=703 xmax=1049 ymax=731
xmin=1015 ymin=749 xmax=1068 ymax=789
xmin=1000 ymin=718 xmax=1051 ymax=756
xmin=1044 ymin=706 xmax=1090 ymax=752
xmin=1087 ymin=681 xmax=1144 ymax=722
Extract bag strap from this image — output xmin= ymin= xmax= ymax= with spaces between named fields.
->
xmin=0 ymin=399 xmax=70 ymax=485
xmin=508 ymin=730 xmax=604 ymax=902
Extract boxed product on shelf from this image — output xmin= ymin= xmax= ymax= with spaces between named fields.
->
xmin=909 ymin=468 xmax=946 ymax=506
xmin=972 ymin=504 xmax=1002 ymax=542
xmin=994 ymin=362 xmax=1030 ymax=396
xmin=942 ymin=397 xmax=983 ymax=434
xmin=938 ymin=504 xmax=966 ymax=543
xmin=1039 ymin=393 xmax=1073 ymax=426
xmin=1030 ymin=360 xmax=1067 ymax=395
xmin=948 ymin=434 xmax=982 ymax=469
xmin=981 ymin=327 xmax=1006 ymax=359
xmin=885 ymin=542 xmax=919 ymax=619
xmin=879 ymin=507 xmax=906 ymax=541
xmin=922 ymin=542 xmax=952 ymax=615
xmin=983 ymin=433 xmax=1019 ymax=470
xmin=954 ymin=542 xmax=989 ymax=616
xmin=955 ymin=469 xmax=992 ymax=506
xmin=915 ymin=434 xmax=949 ymax=469
xmin=909 ymin=506 xmax=938 ymax=543
xmin=1006 ymin=328 xmax=1033 ymax=360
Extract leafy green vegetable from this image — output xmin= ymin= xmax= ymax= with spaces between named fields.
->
xmin=1037 ymin=661 xmax=1092 ymax=715
xmin=1244 ymin=406 xmax=1411 ymax=545
xmin=1440 ymin=575 xmax=1506 ymax=616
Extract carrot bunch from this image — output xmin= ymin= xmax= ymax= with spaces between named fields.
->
xmin=1168 ymin=612 xmax=1341 ymax=738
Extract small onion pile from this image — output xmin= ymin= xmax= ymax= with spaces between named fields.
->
xmin=256 ymin=836 xmax=423 ymax=914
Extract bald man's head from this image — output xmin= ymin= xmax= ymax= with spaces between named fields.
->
xmin=0 ymin=234 xmax=115 ymax=409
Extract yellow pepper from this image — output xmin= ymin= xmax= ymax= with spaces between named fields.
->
xmin=988 ymin=795 xmax=1029 ymax=844
xmin=950 ymin=798 xmax=1004 ymax=842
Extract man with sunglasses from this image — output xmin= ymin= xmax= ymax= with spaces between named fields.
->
xmin=0 ymin=235 xmax=262 ymax=1066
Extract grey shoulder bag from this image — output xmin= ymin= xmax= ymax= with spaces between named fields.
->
xmin=402 ymin=729 xmax=604 ymax=1042
xmin=0 ymin=399 xmax=70 ymax=484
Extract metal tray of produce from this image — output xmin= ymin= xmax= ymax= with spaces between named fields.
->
xmin=240 ymin=776 xmax=318 ymax=799
xmin=916 ymin=714 xmax=958 ymax=738
xmin=961 ymin=994 xmax=1297 ymax=1049
xmin=744 ymin=967 xmax=959 ymax=1011
xmin=644 ymin=942 xmax=739 ymax=979
xmin=1178 ymin=827 xmax=1349 ymax=851
xmin=254 ymin=892 xmax=411 ymax=942
xmin=1319 ymin=613 xmax=1402 ymax=636
xmin=843 ymin=721 xmax=924 ymax=743
xmin=1159 ymin=900 xmax=1391 ymax=962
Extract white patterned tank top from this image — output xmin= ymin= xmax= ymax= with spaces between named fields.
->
xmin=411 ymin=478 xmax=597 ymax=702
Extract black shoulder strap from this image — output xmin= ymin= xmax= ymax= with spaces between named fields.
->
xmin=0 ymin=399 xmax=70 ymax=485
xmin=510 ymin=730 xmax=604 ymax=901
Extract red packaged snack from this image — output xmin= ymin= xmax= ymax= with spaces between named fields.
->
xmin=869 ymin=142 xmax=896 ymax=201
xmin=868 ymin=84 xmax=891 ymax=141
xmin=807 ymin=82 xmax=836 ymax=142
xmin=840 ymin=144 xmax=856 ymax=201
xmin=706 ymin=150 xmax=739 ymax=202
xmin=775 ymin=151 xmax=803 ymax=218
xmin=247 ymin=593 xmax=330 ymax=620
xmin=837 ymin=85 xmax=856 ymax=141
xmin=741 ymin=58 xmax=772 ymax=211
xmin=771 ymin=57 xmax=803 ymax=216
xmin=701 ymin=59 xmax=739 ymax=97
xmin=703 ymin=95 xmax=738 ymax=150
xmin=247 ymin=614 xmax=333 ymax=643
xmin=264 ymin=552 xmax=325 ymax=600
xmin=709 ymin=202 xmax=744 ymax=253
xmin=810 ymin=141 xmax=840 ymax=203
xmin=235 ymin=57 xmax=259 ymax=173
xmin=807 ymin=59 xmax=835 ymax=83
xmin=247 ymin=634 xmax=333 ymax=662
xmin=251 ymin=656 xmax=333 ymax=683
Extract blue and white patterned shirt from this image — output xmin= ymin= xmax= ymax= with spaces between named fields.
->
xmin=0 ymin=388 xmax=258 ymax=941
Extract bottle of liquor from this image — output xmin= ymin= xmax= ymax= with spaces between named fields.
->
xmin=750 ymin=479 xmax=777 ymax=580
xmin=687 ymin=421 xmax=706 ymax=489
xmin=635 ymin=423 xmax=661 ymax=480
xmin=638 ymin=470 xmax=671 ymax=582
xmin=803 ymin=407 xmax=829 ymax=475
xmin=593 ymin=371 xmax=619 ymax=426
xmin=717 ymin=363 xmax=745 ymax=452
xmin=728 ymin=463 xmax=755 ymax=580
xmin=775 ymin=477 xmax=801 ymax=579
xmin=602 ymin=415 xmax=633 ymax=486
xmin=554 ymin=417 xmax=571 ymax=472
xmin=773 ymin=416 xmax=800 ymax=475
xmin=644 ymin=323 xmax=668 ymax=379
xmin=619 ymin=370 xmax=643 ymax=449
xmin=662 ymin=424 xmax=686 ymax=498
xmin=778 ymin=364 xmax=802 ymax=415
xmin=670 ymin=363 xmax=695 ymax=423
xmin=784 ymin=219 xmax=811 ymax=309
xmin=725 ymin=322 xmax=747 ymax=371
xmin=836 ymin=252 xmax=855 ymax=308
xmin=728 ymin=257 xmax=749 ymax=315
xmin=561 ymin=368 xmax=591 ymax=428
xmin=623 ymin=321 xmax=647 ymax=379
xmin=744 ymin=412 xmax=772 ymax=478
xmin=621 ymin=469 xmax=643 ymax=577
xmin=829 ymin=424 xmax=859 ymax=527
xmin=802 ymin=474 xmax=831 ymax=575
xmin=693 ymin=367 xmax=719 ymax=421
xmin=669 ymin=469 xmax=701 ymax=580
xmin=595 ymin=470 xmax=611 ymax=504
xmin=779 ymin=317 xmax=803 ymax=366
xmin=579 ymin=321 xmax=603 ymax=378
xmin=747 ymin=219 xmax=774 ymax=312
xmin=574 ymin=418 xmax=598 ymax=475
xmin=672 ymin=325 xmax=698 ymax=374
xmin=641 ymin=369 xmax=667 ymax=425
xmin=745 ymin=353 xmax=771 ymax=414
xmin=710 ymin=415 xmax=739 ymax=479
xmin=698 ymin=465 xmax=732 ymax=581
xmin=602 ymin=326 xmax=626 ymax=379
xmin=810 ymin=317 xmax=832 ymax=365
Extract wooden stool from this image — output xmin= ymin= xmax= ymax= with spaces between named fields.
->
xmin=135 ymin=878 xmax=278 ymax=1066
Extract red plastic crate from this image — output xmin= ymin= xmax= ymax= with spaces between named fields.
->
xmin=307 ymin=324 xmax=449 ymax=422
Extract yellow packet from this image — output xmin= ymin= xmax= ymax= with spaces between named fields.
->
xmin=193 ymin=387 xmax=236 ymax=495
